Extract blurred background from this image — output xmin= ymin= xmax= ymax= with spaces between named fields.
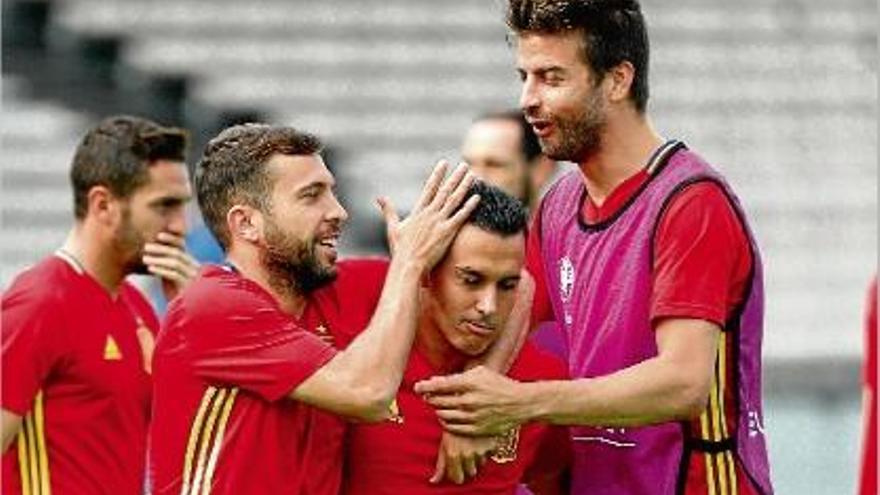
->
xmin=2 ymin=0 xmax=876 ymax=492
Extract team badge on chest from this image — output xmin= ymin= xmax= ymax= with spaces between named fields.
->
xmin=559 ymin=257 xmax=575 ymax=303
xmin=490 ymin=426 xmax=520 ymax=464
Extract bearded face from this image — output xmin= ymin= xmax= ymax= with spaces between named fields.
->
xmin=260 ymin=214 xmax=339 ymax=296
xmin=114 ymin=202 xmax=150 ymax=275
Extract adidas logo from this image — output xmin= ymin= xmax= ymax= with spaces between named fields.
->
xmin=104 ymin=335 xmax=122 ymax=360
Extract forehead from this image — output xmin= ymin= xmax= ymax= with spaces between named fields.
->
xmin=266 ymin=153 xmax=334 ymax=190
xmin=515 ymin=30 xmax=588 ymax=70
xmin=444 ymin=224 xmax=525 ymax=275
xmin=137 ymin=160 xmax=191 ymax=197
xmin=463 ymin=119 xmax=521 ymax=154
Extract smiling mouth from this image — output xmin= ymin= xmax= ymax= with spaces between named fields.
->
xmin=529 ymin=119 xmax=553 ymax=137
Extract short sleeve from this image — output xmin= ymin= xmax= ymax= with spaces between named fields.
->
xmin=526 ymin=204 xmax=555 ymax=327
xmin=172 ymin=282 xmax=338 ymax=403
xmin=2 ymin=288 xmax=67 ymax=415
xmin=651 ymin=182 xmax=751 ymax=326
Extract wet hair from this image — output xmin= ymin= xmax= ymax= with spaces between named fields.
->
xmin=475 ymin=109 xmax=542 ymax=163
xmin=459 ymin=180 xmax=528 ymax=236
xmin=194 ymin=123 xmax=323 ymax=249
xmin=507 ymin=0 xmax=650 ymax=112
xmin=70 ymin=115 xmax=188 ymax=219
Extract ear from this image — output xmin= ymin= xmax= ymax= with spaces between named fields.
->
xmin=227 ymin=205 xmax=264 ymax=245
xmin=86 ymin=185 xmax=121 ymax=226
xmin=605 ymin=60 xmax=635 ymax=105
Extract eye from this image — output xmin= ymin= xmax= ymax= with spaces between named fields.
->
xmin=499 ymin=279 xmax=520 ymax=291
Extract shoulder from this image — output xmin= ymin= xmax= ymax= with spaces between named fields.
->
xmin=508 ymin=342 xmax=568 ymax=381
xmin=169 ymin=264 xmax=276 ymax=322
xmin=3 ymin=256 xmax=77 ymax=311
xmin=335 ymin=257 xmax=389 ymax=287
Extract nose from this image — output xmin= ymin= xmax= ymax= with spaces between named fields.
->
xmin=166 ymin=206 xmax=187 ymax=236
xmin=475 ymin=286 xmax=498 ymax=317
xmin=519 ymin=76 xmax=539 ymax=115
xmin=327 ymin=191 xmax=349 ymax=225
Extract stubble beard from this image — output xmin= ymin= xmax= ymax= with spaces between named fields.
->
xmin=541 ymin=89 xmax=607 ymax=163
xmin=261 ymin=219 xmax=337 ymax=298
xmin=115 ymin=205 xmax=150 ymax=275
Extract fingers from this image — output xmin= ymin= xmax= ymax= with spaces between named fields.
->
xmin=422 ymin=393 xmax=471 ymax=409
xmin=146 ymin=263 xmax=190 ymax=286
xmin=447 ymin=453 xmax=465 ymax=485
xmin=156 ymin=231 xmax=186 ymax=249
xmin=462 ymin=454 xmax=478 ymax=481
xmin=444 ymin=194 xmax=481 ymax=230
xmin=142 ymin=252 xmax=199 ymax=280
xmin=436 ymin=408 xmax=478 ymax=425
xmin=414 ymin=160 xmax=449 ymax=212
xmin=443 ymin=423 xmax=479 ymax=436
xmin=428 ymin=162 xmax=470 ymax=212
xmin=376 ymin=196 xmax=399 ymax=227
xmin=415 ymin=375 xmax=469 ymax=396
xmin=429 ymin=450 xmax=446 ymax=484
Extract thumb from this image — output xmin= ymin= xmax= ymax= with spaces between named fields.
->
xmin=376 ymin=196 xmax=399 ymax=227
xmin=430 ymin=449 xmax=446 ymax=484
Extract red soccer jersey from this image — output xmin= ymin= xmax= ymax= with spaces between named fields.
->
xmin=341 ymin=341 xmax=571 ymax=495
xmin=148 ymin=259 xmax=388 ymax=495
xmin=2 ymin=254 xmax=159 ymax=495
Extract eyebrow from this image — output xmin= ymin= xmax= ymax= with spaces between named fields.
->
xmin=149 ymin=194 xmax=191 ymax=206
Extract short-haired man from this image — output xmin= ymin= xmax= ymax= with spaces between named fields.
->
xmin=147 ymin=124 xmax=479 ymax=494
xmin=2 ymin=115 xmax=198 ymax=494
xmin=340 ymin=181 xmax=570 ymax=495
xmin=462 ymin=110 xmax=557 ymax=209
xmin=417 ymin=1 xmax=774 ymax=494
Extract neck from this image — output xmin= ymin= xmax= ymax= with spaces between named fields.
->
xmin=578 ymin=112 xmax=664 ymax=206
xmin=61 ymin=224 xmax=127 ymax=296
xmin=226 ymin=248 xmax=308 ymax=317
xmin=415 ymin=301 xmax=471 ymax=374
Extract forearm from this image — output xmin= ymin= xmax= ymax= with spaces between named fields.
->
xmin=525 ymin=355 xmax=711 ymax=427
xmin=477 ymin=271 xmax=534 ymax=373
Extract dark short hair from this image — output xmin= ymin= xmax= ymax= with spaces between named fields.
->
xmin=507 ymin=0 xmax=650 ymax=113
xmin=194 ymin=123 xmax=323 ymax=249
xmin=475 ymin=109 xmax=542 ymax=163
xmin=71 ymin=115 xmax=188 ymax=219
xmin=459 ymin=180 xmax=528 ymax=237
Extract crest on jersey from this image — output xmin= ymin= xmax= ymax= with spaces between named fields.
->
xmin=559 ymin=257 xmax=575 ymax=303
xmin=490 ymin=426 xmax=520 ymax=464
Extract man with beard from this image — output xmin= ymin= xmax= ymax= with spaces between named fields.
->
xmin=416 ymin=1 xmax=774 ymax=494
xmin=340 ymin=181 xmax=571 ymax=495
xmin=147 ymin=123 xmax=480 ymax=495
xmin=2 ymin=115 xmax=198 ymax=495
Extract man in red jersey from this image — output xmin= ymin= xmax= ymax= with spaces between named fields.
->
xmin=339 ymin=180 xmax=570 ymax=495
xmin=417 ymin=1 xmax=773 ymax=494
xmin=147 ymin=123 xmax=480 ymax=495
xmin=2 ymin=115 xmax=199 ymax=495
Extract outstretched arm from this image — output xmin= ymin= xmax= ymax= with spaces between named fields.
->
xmin=291 ymin=162 xmax=480 ymax=421
xmin=417 ymin=318 xmax=719 ymax=434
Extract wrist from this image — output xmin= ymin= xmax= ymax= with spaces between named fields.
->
xmin=520 ymin=380 xmax=556 ymax=424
